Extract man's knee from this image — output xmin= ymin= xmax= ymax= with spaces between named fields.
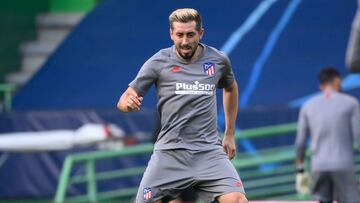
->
xmin=217 ymin=192 xmax=248 ymax=203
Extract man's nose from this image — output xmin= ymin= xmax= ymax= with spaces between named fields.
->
xmin=181 ymin=36 xmax=189 ymax=44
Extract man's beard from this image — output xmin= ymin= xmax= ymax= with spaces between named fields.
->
xmin=177 ymin=45 xmax=198 ymax=60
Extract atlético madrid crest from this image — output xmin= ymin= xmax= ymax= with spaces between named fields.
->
xmin=203 ymin=62 xmax=216 ymax=76
xmin=143 ymin=187 xmax=153 ymax=200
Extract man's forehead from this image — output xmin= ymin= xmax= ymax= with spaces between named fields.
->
xmin=172 ymin=21 xmax=197 ymax=32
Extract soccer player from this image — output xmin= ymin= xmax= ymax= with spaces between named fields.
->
xmin=117 ymin=8 xmax=247 ymax=203
xmin=295 ymin=67 xmax=360 ymax=203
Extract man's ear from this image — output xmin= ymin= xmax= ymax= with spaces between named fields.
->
xmin=170 ymin=28 xmax=173 ymax=40
xmin=199 ymin=28 xmax=204 ymax=39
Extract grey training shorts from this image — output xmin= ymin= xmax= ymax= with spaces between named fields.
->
xmin=135 ymin=148 xmax=245 ymax=203
xmin=312 ymin=170 xmax=360 ymax=203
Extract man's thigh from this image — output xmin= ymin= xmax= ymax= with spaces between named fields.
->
xmin=217 ymin=192 xmax=247 ymax=203
xmin=331 ymin=170 xmax=360 ymax=203
xmin=312 ymin=171 xmax=333 ymax=202
xmin=194 ymin=149 xmax=245 ymax=202
xmin=135 ymin=150 xmax=195 ymax=203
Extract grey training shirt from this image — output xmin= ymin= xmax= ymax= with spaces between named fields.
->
xmin=129 ymin=44 xmax=235 ymax=151
xmin=296 ymin=89 xmax=360 ymax=171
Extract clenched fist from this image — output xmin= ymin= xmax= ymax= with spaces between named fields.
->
xmin=117 ymin=87 xmax=143 ymax=112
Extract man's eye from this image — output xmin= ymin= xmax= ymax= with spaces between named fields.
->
xmin=177 ymin=34 xmax=183 ymax=37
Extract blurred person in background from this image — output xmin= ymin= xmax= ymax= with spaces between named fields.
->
xmin=117 ymin=8 xmax=247 ymax=203
xmin=346 ymin=0 xmax=360 ymax=72
xmin=295 ymin=67 xmax=360 ymax=203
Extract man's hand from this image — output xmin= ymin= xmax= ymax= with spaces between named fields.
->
xmin=295 ymin=161 xmax=311 ymax=195
xmin=222 ymin=134 xmax=236 ymax=160
xmin=117 ymin=87 xmax=143 ymax=112
xmin=296 ymin=172 xmax=311 ymax=195
xmin=124 ymin=93 xmax=143 ymax=111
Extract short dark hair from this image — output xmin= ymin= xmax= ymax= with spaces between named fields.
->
xmin=318 ymin=67 xmax=341 ymax=85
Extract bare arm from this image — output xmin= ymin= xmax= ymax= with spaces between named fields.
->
xmin=222 ymin=80 xmax=238 ymax=160
xmin=117 ymin=86 xmax=143 ymax=112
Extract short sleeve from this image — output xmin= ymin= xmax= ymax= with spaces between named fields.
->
xmin=218 ymin=54 xmax=235 ymax=88
xmin=129 ymin=58 xmax=159 ymax=96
